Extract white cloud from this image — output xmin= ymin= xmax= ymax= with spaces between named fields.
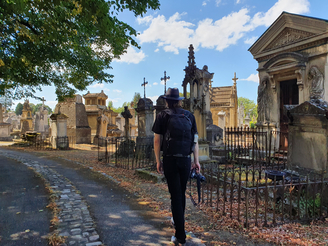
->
xmin=215 ymin=0 xmax=222 ymax=7
xmin=89 ymin=83 xmax=104 ymax=89
xmin=46 ymin=100 xmax=58 ymax=109
xmin=108 ymin=98 xmax=121 ymax=103
xmin=146 ymin=84 xmax=151 ymax=87
xmin=240 ymin=73 xmax=259 ymax=83
xmin=244 ymin=36 xmax=258 ymax=45
xmin=149 ymin=95 xmax=159 ymax=103
xmin=113 ymin=89 xmax=122 ymax=93
xmin=202 ymin=1 xmax=209 ymax=6
xmin=153 ymin=82 xmax=158 ymax=85
xmin=137 ymin=0 xmax=310 ymax=54
xmin=104 ymin=88 xmax=110 ymax=92
xmin=138 ymin=12 xmax=195 ymax=55
xmin=251 ymin=0 xmax=310 ymax=27
xmin=154 ymin=48 xmax=159 ymax=52
xmin=160 ymin=80 xmax=165 ymax=85
xmin=113 ymin=46 xmax=146 ymax=64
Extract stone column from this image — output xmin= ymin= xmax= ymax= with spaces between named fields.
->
xmin=135 ymin=98 xmax=154 ymax=146
xmin=0 ymin=103 xmax=3 ymax=123
xmin=121 ymin=106 xmax=133 ymax=139
xmin=50 ymin=113 xmax=69 ymax=149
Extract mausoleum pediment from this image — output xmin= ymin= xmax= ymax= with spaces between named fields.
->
xmin=263 ymin=27 xmax=315 ymax=52
xmin=249 ymin=12 xmax=328 ymax=58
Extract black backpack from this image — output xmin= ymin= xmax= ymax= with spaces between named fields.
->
xmin=163 ymin=109 xmax=193 ymax=157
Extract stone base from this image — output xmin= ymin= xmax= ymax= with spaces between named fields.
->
xmin=197 ymin=143 xmax=210 ymax=162
xmin=0 ymin=136 xmax=13 ymax=141
xmin=93 ymin=136 xmax=107 ymax=146
xmin=67 ymin=127 xmax=91 ymax=144
xmin=0 ymin=123 xmax=12 ymax=141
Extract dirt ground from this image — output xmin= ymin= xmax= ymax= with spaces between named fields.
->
xmin=3 ymin=145 xmax=328 ymax=246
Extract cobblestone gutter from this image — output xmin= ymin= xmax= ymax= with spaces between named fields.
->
xmin=0 ymin=150 xmax=103 ymax=246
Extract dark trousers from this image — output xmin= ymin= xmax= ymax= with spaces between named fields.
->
xmin=163 ymin=156 xmax=191 ymax=243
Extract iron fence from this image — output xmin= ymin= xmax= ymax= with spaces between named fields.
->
xmin=30 ymin=135 xmax=74 ymax=150
xmin=98 ymin=136 xmax=155 ymax=170
xmin=189 ymin=161 xmax=328 ymax=228
xmin=224 ymin=127 xmax=288 ymax=171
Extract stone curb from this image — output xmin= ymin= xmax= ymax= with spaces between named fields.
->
xmin=0 ymin=150 xmax=103 ymax=246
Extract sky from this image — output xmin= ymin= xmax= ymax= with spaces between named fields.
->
xmin=10 ymin=0 xmax=328 ymax=110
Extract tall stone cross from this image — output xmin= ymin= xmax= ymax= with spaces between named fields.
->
xmin=161 ymin=71 xmax=170 ymax=94
xmin=141 ymin=77 xmax=148 ymax=98
xmin=232 ymin=72 xmax=238 ymax=86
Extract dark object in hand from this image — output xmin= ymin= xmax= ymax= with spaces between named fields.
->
xmin=190 ymin=168 xmax=206 ymax=182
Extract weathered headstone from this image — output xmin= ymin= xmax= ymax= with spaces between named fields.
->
xmin=20 ymin=100 xmax=33 ymax=134
xmin=135 ymin=97 xmax=154 ymax=148
xmin=286 ymin=100 xmax=328 ymax=178
xmin=50 ymin=112 xmax=69 ymax=149
xmin=34 ymin=98 xmax=49 ymax=136
xmin=0 ymin=103 xmax=12 ymax=141
xmin=121 ymin=106 xmax=133 ymax=138
xmin=93 ymin=112 xmax=109 ymax=145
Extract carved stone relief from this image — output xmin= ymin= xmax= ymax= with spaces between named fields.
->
xmin=308 ymin=66 xmax=324 ymax=100
xmin=264 ymin=28 xmax=314 ymax=51
xmin=257 ymin=76 xmax=272 ymax=123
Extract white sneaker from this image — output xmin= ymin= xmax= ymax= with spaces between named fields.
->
xmin=171 ymin=236 xmax=185 ymax=246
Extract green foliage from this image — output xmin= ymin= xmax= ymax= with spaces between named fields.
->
xmin=15 ymin=102 xmax=23 ymax=115
xmin=132 ymin=92 xmax=141 ymax=106
xmin=33 ymin=103 xmax=53 ymax=114
xmin=0 ymin=0 xmax=160 ymax=101
xmin=179 ymin=92 xmax=190 ymax=99
xmin=108 ymin=100 xmax=128 ymax=114
xmin=238 ymin=97 xmax=258 ymax=124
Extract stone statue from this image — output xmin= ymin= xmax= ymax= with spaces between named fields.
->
xmin=257 ymin=77 xmax=270 ymax=123
xmin=308 ymin=66 xmax=324 ymax=100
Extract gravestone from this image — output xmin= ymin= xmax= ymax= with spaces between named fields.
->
xmin=20 ymin=100 xmax=33 ymax=134
xmin=93 ymin=112 xmax=109 ymax=146
xmin=0 ymin=104 xmax=12 ymax=141
xmin=238 ymin=102 xmax=245 ymax=127
xmin=285 ymin=100 xmax=328 ymax=178
xmin=121 ymin=106 xmax=133 ymax=138
xmin=50 ymin=112 xmax=69 ymax=149
xmin=34 ymin=98 xmax=49 ymax=136
xmin=54 ymin=95 xmax=91 ymax=144
xmin=135 ymin=97 xmax=154 ymax=147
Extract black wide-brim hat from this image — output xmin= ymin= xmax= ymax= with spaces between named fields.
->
xmin=163 ymin=87 xmax=184 ymax=101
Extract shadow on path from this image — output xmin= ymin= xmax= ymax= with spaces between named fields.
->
xmin=0 ymin=157 xmax=50 ymax=246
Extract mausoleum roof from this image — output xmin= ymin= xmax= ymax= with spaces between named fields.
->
xmin=211 ymin=86 xmax=235 ymax=105
xmin=83 ymin=90 xmax=108 ymax=99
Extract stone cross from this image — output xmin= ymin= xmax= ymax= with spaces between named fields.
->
xmin=161 ymin=71 xmax=170 ymax=94
xmin=0 ymin=103 xmax=3 ymax=123
xmin=141 ymin=77 xmax=148 ymax=98
xmin=121 ymin=106 xmax=133 ymax=138
xmin=285 ymin=32 xmax=291 ymax=43
xmin=232 ymin=72 xmax=238 ymax=86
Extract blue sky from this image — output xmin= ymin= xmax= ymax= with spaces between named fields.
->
xmin=12 ymin=0 xmax=328 ymax=110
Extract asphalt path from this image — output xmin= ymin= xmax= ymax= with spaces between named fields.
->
xmin=0 ymin=149 xmax=175 ymax=246
xmin=0 ymin=156 xmax=50 ymax=246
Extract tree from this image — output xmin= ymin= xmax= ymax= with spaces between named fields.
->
xmin=33 ymin=103 xmax=53 ymax=114
xmin=15 ymin=102 xmax=23 ymax=115
xmin=132 ymin=92 xmax=141 ymax=107
xmin=0 ymin=0 xmax=160 ymax=101
xmin=238 ymin=97 xmax=258 ymax=123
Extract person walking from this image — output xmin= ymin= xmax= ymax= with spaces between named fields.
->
xmin=152 ymin=87 xmax=200 ymax=245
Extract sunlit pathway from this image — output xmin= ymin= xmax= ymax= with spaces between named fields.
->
xmin=0 ymin=156 xmax=50 ymax=246
xmin=0 ymin=149 xmax=205 ymax=246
